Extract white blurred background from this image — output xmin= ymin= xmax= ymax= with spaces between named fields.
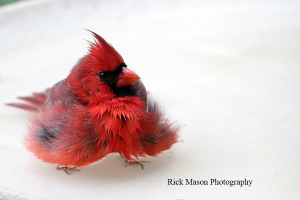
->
xmin=0 ymin=0 xmax=300 ymax=199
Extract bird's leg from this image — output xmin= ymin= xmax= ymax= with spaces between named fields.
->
xmin=137 ymin=153 xmax=149 ymax=157
xmin=56 ymin=166 xmax=80 ymax=175
xmin=125 ymin=158 xmax=150 ymax=170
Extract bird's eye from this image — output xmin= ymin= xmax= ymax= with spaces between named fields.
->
xmin=99 ymin=71 xmax=108 ymax=79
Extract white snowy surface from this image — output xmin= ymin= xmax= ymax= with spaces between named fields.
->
xmin=0 ymin=0 xmax=300 ymax=199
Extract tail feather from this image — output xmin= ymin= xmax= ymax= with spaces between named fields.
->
xmin=6 ymin=103 xmax=39 ymax=112
xmin=18 ymin=96 xmax=44 ymax=107
xmin=6 ymin=92 xmax=47 ymax=112
xmin=33 ymin=92 xmax=47 ymax=102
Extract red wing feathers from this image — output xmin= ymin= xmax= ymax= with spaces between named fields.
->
xmin=139 ymin=99 xmax=180 ymax=156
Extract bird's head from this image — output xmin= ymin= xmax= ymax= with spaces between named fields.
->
xmin=68 ymin=31 xmax=140 ymax=104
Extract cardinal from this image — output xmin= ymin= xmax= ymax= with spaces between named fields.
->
xmin=7 ymin=31 xmax=180 ymax=174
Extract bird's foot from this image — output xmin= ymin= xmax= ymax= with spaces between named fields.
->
xmin=125 ymin=159 xmax=150 ymax=170
xmin=56 ymin=166 xmax=80 ymax=175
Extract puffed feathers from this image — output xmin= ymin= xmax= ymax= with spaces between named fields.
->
xmin=8 ymin=31 xmax=180 ymax=168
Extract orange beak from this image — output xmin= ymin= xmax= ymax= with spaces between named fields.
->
xmin=115 ymin=67 xmax=140 ymax=88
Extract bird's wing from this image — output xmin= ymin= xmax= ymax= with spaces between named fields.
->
xmin=133 ymin=80 xmax=147 ymax=105
xmin=139 ymin=96 xmax=180 ymax=156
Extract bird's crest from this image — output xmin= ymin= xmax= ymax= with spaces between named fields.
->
xmin=86 ymin=30 xmax=124 ymax=72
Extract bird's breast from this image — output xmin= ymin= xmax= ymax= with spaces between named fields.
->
xmin=90 ymin=97 xmax=146 ymax=148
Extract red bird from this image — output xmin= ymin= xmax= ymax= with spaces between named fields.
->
xmin=7 ymin=31 xmax=180 ymax=174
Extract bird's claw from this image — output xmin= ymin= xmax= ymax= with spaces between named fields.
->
xmin=125 ymin=159 xmax=150 ymax=170
xmin=56 ymin=166 xmax=80 ymax=175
